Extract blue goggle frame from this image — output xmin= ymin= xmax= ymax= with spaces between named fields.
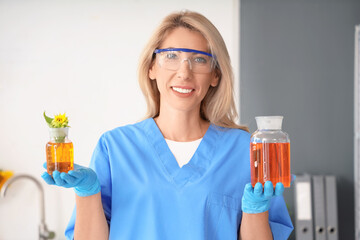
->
xmin=154 ymin=48 xmax=214 ymax=58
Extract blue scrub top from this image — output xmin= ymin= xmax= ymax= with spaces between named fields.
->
xmin=65 ymin=118 xmax=293 ymax=240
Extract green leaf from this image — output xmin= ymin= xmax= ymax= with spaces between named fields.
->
xmin=43 ymin=111 xmax=54 ymax=126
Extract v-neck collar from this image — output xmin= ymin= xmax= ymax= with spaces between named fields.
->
xmin=141 ymin=118 xmax=221 ymax=189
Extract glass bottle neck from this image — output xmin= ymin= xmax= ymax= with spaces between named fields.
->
xmin=50 ymin=136 xmax=69 ymax=143
xmin=48 ymin=128 xmax=69 ymax=143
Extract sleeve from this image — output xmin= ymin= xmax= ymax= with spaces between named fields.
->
xmin=64 ymin=134 xmax=112 ymax=240
xmin=268 ymin=195 xmax=294 ymax=240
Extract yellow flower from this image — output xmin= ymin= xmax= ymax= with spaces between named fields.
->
xmin=51 ymin=113 xmax=69 ymax=128
xmin=44 ymin=111 xmax=69 ymax=128
xmin=54 ymin=113 xmax=66 ymax=124
xmin=0 ymin=170 xmax=14 ymax=189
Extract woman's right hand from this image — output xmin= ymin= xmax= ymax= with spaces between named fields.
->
xmin=41 ymin=163 xmax=101 ymax=197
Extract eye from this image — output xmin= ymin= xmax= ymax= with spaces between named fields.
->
xmin=193 ymin=55 xmax=208 ymax=64
xmin=164 ymin=52 xmax=179 ymax=60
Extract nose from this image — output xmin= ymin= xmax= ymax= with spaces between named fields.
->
xmin=177 ymin=59 xmax=192 ymax=79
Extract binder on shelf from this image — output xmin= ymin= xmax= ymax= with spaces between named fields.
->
xmin=313 ymin=175 xmax=327 ymax=240
xmin=295 ymin=175 xmax=314 ymax=240
xmin=325 ymin=176 xmax=339 ymax=240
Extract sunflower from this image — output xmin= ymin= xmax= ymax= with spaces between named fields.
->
xmin=44 ymin=112 xmax=69 ymax=128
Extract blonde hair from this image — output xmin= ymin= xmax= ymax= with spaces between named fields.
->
xmin=138 ymin=10 xmax=248 ymax=132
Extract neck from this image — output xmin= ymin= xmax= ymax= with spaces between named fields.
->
xmin=154 ymin=108 xmax=209 ymax=142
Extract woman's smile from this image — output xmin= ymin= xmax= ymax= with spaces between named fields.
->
xmin=171 ymin=86 xmax=194 ymax=94
xmin=171 ymin=86 xmax=195 ymax=97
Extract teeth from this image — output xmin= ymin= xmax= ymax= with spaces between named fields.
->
xmin=172 ymin=87 xmax=193 ymax=93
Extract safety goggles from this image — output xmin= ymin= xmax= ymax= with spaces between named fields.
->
xmin=154 ymin=48 xmax=216 ymax=74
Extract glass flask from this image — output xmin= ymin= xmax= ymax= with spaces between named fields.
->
xmin=250 ymin=116 xmax=291 ymax=187
xmin=46 ymin=127 xmax=74 ymax=175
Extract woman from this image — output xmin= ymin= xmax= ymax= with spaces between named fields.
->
xmin=42 ymin=10 xmax=293 ymax=240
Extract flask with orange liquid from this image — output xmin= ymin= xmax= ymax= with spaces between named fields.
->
xmin=46 ymin=127 xmax=74 ymax=175
xmin=44 ymin=112 xmax=73 ymax=175
xmin=250 ymin=116 xmax=291 ymax=187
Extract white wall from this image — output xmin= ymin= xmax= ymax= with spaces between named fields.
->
xmin=0 ymin=1 xmax=239 ymax=239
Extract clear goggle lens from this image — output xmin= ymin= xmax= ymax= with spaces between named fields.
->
xmin=154 ymin=48 xmax=216 ymax=73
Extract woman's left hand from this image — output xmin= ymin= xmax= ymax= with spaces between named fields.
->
xmin=241 ymin=181 xmax=284 ymax=214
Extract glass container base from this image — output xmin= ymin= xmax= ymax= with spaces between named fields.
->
xmin=46 ymin=141 xmax=74 ymax=175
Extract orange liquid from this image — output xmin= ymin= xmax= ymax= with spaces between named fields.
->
xmin=46 ymin=142 xmax=74 ymax=175
xmin=250 ymin=142 xmax=291 ymax=187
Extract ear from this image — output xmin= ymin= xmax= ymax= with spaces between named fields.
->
xmin=210 ymin=70 xmax=220 ymax=87
xmin=149 ymin=64 xmax=156 ymax=80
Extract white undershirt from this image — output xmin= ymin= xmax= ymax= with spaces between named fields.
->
xmin=165 ymin=138 xmax=203 ymax=168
